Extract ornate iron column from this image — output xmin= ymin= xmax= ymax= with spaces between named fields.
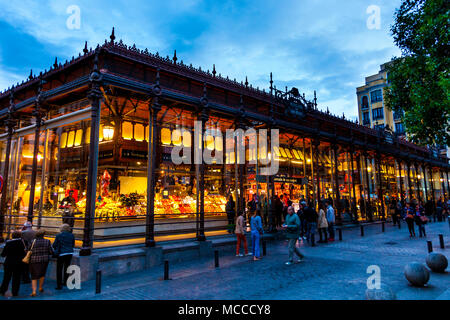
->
xmin=397 ymin=160 xmax=405 ymax=205
xmin=422 ymin=163 xmax=428 ymax=202
xmin=441 ymin=170 xmax=447 ymax=199
xmin=429 ymin=166 xmax=436 ymax=209
xmin=350 ymin=149 xmax=358 ymax=221
xmin=406 ymin=162 xmax=413 ymax=202
xmin=314 ymin=140 xmax=321 ymax=206
xmin=196 ymin=83 xmax=209 ymax=242
xmin=80 ymin=50 xmax=102 ymax=256
xmin=375 ymin=153 xmax=385 ymax=220
xmin=415 ymin=163 xmax=422 ymax=203
xmin=145 ymin=70 xmax=161 ymax=247
xmin=364 ymin=152 xmax=372 ymax=221
xmin=332 ymin=144 xmax=341 ymax=222
xmin=27 ymin=80 xmax=45 ymax=222
xmin=0 ymin=90 xmax=16 ymax=242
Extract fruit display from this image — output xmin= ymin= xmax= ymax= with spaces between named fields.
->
xmin=43 ymin=190 xmax=226 ymax=221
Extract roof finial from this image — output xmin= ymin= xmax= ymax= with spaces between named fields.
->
xmin=269 ymin=72 xmax=273 ymax=94
xmin=110 ymin=27 xmax=116 ymax=44
xmin=212 ymin=64 xmax=216 ymax=77
xmin=53 ymin=57 xmax=58 ymax=69
xmin=173 ymin=50 xmax=177 ymax=64
xmin=29 ymin=69 xmax=33 ymax=80
xmin=83 ymin=41 xmax=88 ymax=54
xmin=155 ymin=68 xmax=160 ymax=86
xmin=245 ymin=76 xmax=248 ymax=88
xmin=314 ymin=90 xmax=317 ymax=107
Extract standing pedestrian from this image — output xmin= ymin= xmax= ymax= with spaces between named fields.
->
xmin=235 ymin=211 xmax=250 ymax=257
xmin=414 ymin=204 xmax=427 ymax=237
xmin=317 ymin=202 xmax=328 ymax=243
xmin=404 ymin=203 xmax=415 ymax=237
xmin=303 ymin=202 xmax=318 ymax=244
xmin=52 ymin=224 xmax=75 ymax=290
xmin=282 ymin=206 xmax=304 ymax=265
xmin=28 ymin=229 xmax=53 ymax=297
xmin=250 ymin=210 xmax=263 ymax=261
xmin=0 ymin=230 xmax=26 ymax=297
xmin=225 ymin=195 xmax=236 ymax=233
xmin=325 ymin=201 xmax=336 ymax=242
xmin=21 ymin=221 xmax=35 ymax=284
xmin=393 ymin=201 xmax=402 ymax=226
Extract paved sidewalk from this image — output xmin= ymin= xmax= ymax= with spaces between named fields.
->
xmin=1 ymin=220 xmax=449 ymax=300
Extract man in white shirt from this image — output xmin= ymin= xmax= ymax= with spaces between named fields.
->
xmin=325 ymin=201 xmax=336 ymax=242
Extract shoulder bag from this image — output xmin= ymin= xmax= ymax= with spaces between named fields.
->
xmin=22 ymin=239 xmax=36 ymax=264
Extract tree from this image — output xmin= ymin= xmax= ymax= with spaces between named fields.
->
xmin=384 ymin=0 xmax=449 ymax=147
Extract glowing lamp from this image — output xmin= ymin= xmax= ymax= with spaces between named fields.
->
xmin=103 ymin=124 xmax=115 ymax=140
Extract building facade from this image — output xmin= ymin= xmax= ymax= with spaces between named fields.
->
xmin=0 ymin=35 xmax=449 ymax=256
xmin=357 ymin=63 xmax=405 ymax=136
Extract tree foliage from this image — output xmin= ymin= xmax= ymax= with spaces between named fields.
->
xmin=384 ymin=0 xmax=449 ymax=146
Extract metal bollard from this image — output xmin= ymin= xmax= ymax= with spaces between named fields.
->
xmin=439 ymin=234 xmax=445 ymax=249
xmin=311 ymin=234 xmax=315 ymax=247
xmin=382 ymin=222 xmax=385 ymax=233
xmin=427 ymin=241 xmax=433 ymax=253
xmin=262 ymin=241 xmax=267 ymax=256
xmin=164 ymin=260 xmax=169 ymax=280
xmin=360 ymin=225 xmax=364 ymax=237
xmin=214 ymin=250 xmax=219 ymax=268
xmin=95 ymin=270 xmax=101 ymax=294
xmin=338 ymin=228 xmax=343 ymax=241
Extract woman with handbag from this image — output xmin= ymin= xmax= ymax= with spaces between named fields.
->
xmin=26 ymin=229 xmax=53 ymax=297
xmin=414 ymin=204 xmax=427 ymax=237
xmin=404 ymin=203 xmax=415 ymax=237
xmin=250 ymin=209 xmax=263 ymax=261
xmin=0 ymin=230 xmax=26 ymax=297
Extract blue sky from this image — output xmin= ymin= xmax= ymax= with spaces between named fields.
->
xmin=0 ymin=0 xmax=402 ymax=119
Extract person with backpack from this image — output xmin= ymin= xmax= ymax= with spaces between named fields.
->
xmin=282 ymin=206 xmax=304 ymax=265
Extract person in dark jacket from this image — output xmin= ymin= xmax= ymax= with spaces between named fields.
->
xmin=52 ymin=224 xmax=75 ymax=290
xmin=414 ymin=204 xmax=427 ymax=237
xmin=303 ymin=202 xmax=318 ymax=244
xmin=404 ymin=203 xmax=415 ymax=237
xmin=0 ymin=230 xmax=26 ymax=296
xmin=225 ymin=196 xmax=236 ymax=232
xmin=29 ymin=229 xmax=53 ymax=297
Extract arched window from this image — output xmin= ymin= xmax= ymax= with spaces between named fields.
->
xmin=362 ymin=96 xmax=369 ymax=109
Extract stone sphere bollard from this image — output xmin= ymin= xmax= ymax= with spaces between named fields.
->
xmin=404 ymin=262 xmax=430 ymax=287
xmin=365 ymin=284 xmax=396 ymax=300
xmin=426 ymin=253 xmax=448 ymax=273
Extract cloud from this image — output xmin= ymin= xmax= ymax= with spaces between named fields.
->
xmin=0 ymin=0 xmax=403 ymax=118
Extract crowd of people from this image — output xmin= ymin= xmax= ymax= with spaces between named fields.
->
xmin=230 ymin=192 xmax=449 ymax=265
xmin=0 ymin=222 xmax=75 ymax=297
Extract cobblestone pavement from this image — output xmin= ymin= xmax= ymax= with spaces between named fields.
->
xmin=1 ymin=220 xmax=449 ymax=300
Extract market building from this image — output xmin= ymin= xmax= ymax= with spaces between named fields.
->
xmin=0 ymin=31 xmax=449 ymax=261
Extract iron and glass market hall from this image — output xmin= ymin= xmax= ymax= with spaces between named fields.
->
xmin=0 ymin=32 xmax=449 ymax=257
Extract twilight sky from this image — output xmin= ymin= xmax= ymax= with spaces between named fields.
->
xmin=0 ymin=0 xmax=402 ymax=119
